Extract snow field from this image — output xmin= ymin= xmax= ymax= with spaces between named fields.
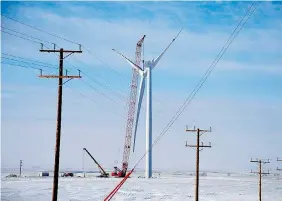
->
xmin=1 ymin=173 xmax=282 ymax=201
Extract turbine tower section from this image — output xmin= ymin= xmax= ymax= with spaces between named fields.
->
xmin=121 ymin=35 xmax=146 ymax=177
xmin=112 ymin=28 xmax=182 ymax=178
xmin=145 ymin=64 xmax=152 ymax=178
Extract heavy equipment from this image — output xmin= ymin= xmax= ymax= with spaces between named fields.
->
xmin=61 ymin=172 xmax=74 ymax=177
xmin=83 ymin=148 xmax=109 ymax=178
xmin=111 ymin=35 xmax=146 ymax=177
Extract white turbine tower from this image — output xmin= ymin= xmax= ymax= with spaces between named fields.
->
xmin=113 ymin=28 xmax=182 ymax=178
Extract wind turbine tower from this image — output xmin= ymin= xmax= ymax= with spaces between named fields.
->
xmin=113 ymin=29 xmax=182 ymax=178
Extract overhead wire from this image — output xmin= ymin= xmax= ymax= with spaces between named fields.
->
xmin=1 ymin=13 xmax=80 ymax=45
xmin=2 ymin=24 xmax=151 ymax=116
xmin=1 ymin=19 xmax=130 ymax=143
xmin=2 ymin=13 xmax=177 ymax=160
xmin=1 ymin=29 xmax=73 ymax=72
xmin=2 ymin=14 xmax=168 ymax=109
xmin=1 ymin=14 xmax=128 ymax=81
xmin=132 ymin=1 xmax=261 ymax=170
xmin=104 ymin=1 xmax=261 ymax=199
xmin=67 ymin=55 xmax=128 ymax=98
xmin=1 ymin=29 xmax=40 ymax=44
xmin=65 ymin=86 xmax=123 ymax=117
xmin=80 ymin=46 xmax=130 ymax=81
xmin=1 ymin=52 xmax=59 ymax=68
xmin=3 ymin=53 xmax=125 ymax=112
xmin=2 ymin=9 xmax=201 ymax=136
xmin=1 ymin=26 xmax=129 ymax=106
xmin=80 ymin=71 xmax=126 ymax=100
xmin=1 ymin=56 xmax=58 ymax=70
xmin=1 ymin=25 xmax=125 ymax=108
xmin=1 ymin=25 xmax=76 ymax=72
xmin=1 ymin=26 xmax=54 ymax=44
xmin=2 ymin=62 xmax=124 ymax=117
xmin=154 ymin=1 xmax=258 ymax=142
xmin=1 ymin=26 xmax=128 ymax=115
xmin=1 ymin=62 xmax=42 ymax=71
xmin=79 ymin=79 xmax=123 ymax=106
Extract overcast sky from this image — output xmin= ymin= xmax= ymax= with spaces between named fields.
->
xmin=1 ymin=1 xmax=282 ymax=173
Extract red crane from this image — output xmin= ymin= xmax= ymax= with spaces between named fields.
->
xmin=112 ymin=35 xmax=146 ymax=177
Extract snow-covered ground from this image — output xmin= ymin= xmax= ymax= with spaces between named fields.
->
xmin=1 ymin=171 xmax=282 ymax=201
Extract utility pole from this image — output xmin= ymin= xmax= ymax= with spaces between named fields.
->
xmin=19 ymin=160 xmax=23 ymax=177
xmin=277 ymin=158 xmax=282 ymax=171
xmin=185 ymin=126 xmax=212 ymax=201
xmin=39 ymin=44 xmax=82 ymax=201
xmin=250 ymin=158 xmax=270 ymax=201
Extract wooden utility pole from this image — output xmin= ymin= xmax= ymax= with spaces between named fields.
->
xmin=39 ymin=44 xmax=82 ymax=201
xmin=277 ymin=158 xmax=282 ymax=171
xmin=19 ymin=160 xmax=23 ymax=177
xmin=250 ymin=158 xmax=270 ymax=201
xmin=185 ymin=126 xmax=212 ymax=201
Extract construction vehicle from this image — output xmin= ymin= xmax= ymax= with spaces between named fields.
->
xmin=83 ymin=148 xmax=109 ymax=178
xmin=111 ymin=166 xmax=122 ymax=177
xmin=62 ymin=172 xmax=74 ymax=177
xmin=111 ymin=35 xmax=146 ymax=178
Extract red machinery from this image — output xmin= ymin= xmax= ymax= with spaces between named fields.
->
xmin=111 ymin=35 xmax=145 ymax=178
xmin=111 ymin=166 xmax=122 ymax=177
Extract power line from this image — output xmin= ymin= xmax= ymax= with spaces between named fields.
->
xmin=1 ymin=26 xmax=54 ymax=44
xmin=80 ymin=46 xmax=130 ymax=81
xmin=1 ymin=29 xmax=40 ymax=44
xmin=1 ymin=62 xmax=42 ymax=71
xmin=80 ymin=71 xmax=160 ymax=121
xmin=5 ymin=29 xmax=128 ymax=101
xmin=2 ymin=52 xmax=58 ymax=68
xmin=65 ymin=85 xmax=123 ymax=117
xmin=2 ymin=14 xmax=169 ymax=128
xmin=80 ymin=71 xmax=126 ymax=100
xmin=64 ymin=54 xmax=129 ymax=100
xmin=151 ymin=1 xmax=261 ymax=150
xmin=1 ymin=26 xmax=75 ymax=72
xmin=155 ymin=1 xmax=259 ymax=142
xmin=2 ymin=56 xmax=58 ymax=70
xmin=133 ymin=0 xmax=260 ymax=171
xmin=2 ymin=27 xmax=128 ymax=111
xmin=1 ymin=14 xmax=79 ymax=45
xmin=1 ymin=14 xmax=127 ymax=81
xmin=37 ymin=47 xmax=126 ymax=109
xmin=1 ymin=28 xmax=59 ymax=61
xmin=2 ymin=15 xmax=168 ymax=110
xmin=3 ymin=62 xmax=124 ymax=117
xmin=80 ymin=79 xmax=122 ymax=106
xmin=1 ymin=30 xmax=67 ymax=71
xmin=2 ymin=14 xmax=167 ymax=104
xmin=104 ymin=2 xmax=260 ymax=199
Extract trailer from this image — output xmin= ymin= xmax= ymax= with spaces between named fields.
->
xmin=38 ymin=172 xmax=49 ymax=177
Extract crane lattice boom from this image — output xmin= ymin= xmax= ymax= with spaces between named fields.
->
xmin=120 ymin=35 xmax=145 ymax=177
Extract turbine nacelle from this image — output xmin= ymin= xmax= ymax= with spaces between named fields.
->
xmin=143 ymin=60 xmax=155 ymax=68
xmin=113 ymin=28 xmax=183 ymax=153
